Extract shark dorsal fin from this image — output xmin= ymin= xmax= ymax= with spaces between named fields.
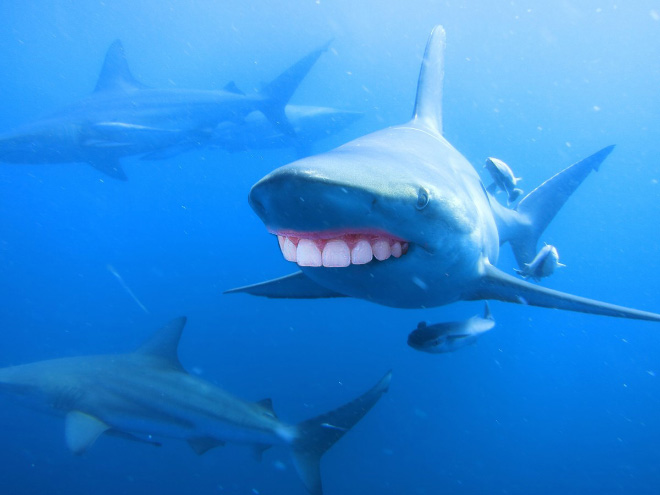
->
xmin=94 ymin=40 xmax=147 ymax=93
xmin=412 ymin=25 xmax=445 ymax=135
xmin=135 ymin=316 xmax=187 ymax=368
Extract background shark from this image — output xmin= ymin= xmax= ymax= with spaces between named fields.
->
xmin=0 ymin=40 xmax=328 ymax=180
xmin=227 ymin=25 xmax=660 ymax=324
xmin=0 ymin=317 xmax=391 ymax=495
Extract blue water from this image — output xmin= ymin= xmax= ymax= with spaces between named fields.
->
xmin=1 ymin=1 xmax=660 ymax=494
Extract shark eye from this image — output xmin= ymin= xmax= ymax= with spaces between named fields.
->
xmin=416 ymin=187 xmax=430 ymax=210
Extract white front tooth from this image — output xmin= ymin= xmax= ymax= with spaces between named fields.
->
xmin=351 ymin=239 xmax=373 ymax=264
xmin=278 ymin=235 xmax=285 ymax=251
xmin=391 ymin=242 xmax=402 ymax=258
xmin=282 ymin=237 xmax=297 ymax=262
xmin=296 ymin=239 xmax=322 ymax=266
xmin=322 ymin=240 xmax=351 ymax=267
xmin=372 ymin=239 xmax=392 ymax=261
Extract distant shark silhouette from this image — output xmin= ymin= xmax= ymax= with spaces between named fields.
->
xmin=227 ymin=25 xmax=660 ymax=324
xmin=0 ymin=40 xmax=328 ymax=179
xmin=0 ymin=317 xmax=390 ymax=495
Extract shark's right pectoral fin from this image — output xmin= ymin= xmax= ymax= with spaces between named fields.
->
xmin=224 ymin=271 xmax=346 ymax=299
xmin=469 ymin=262 xmax=660 ymax=322
xmin=65 ymin=411 xmax=110 ymax=454
xmin=88 ymin=157 xmax=127 ymax=180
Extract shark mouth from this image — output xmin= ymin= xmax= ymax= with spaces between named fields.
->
xmin=275 ymin=232 xmax=409 ymax=267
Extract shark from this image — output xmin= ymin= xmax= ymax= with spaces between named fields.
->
xmin=226 ymin=25 xmax=660 ymax=324
xmin=0 ymin=40 xmax=328 ymax=180
xmin=0 ymin=317 xmax=391 ymax=495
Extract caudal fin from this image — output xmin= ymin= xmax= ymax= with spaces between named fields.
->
xmin=509 ymin=145 xmax=615 ymax=267
xmin=260 ymin=41 xmax=331 ymax=137
xmin=291 ymin=371 xmax=391 ymax=495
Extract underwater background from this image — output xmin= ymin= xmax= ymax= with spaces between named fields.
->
xmin=1 ymin=1 xmax=659 ymax=493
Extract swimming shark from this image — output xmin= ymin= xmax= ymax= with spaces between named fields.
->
xmin=226 ymin=25 xmax=660 ymax=323
xmin=0 ymin=317 xmax=390 ymax=495
xmin=0 ymin=40 xmax=327 ymax=179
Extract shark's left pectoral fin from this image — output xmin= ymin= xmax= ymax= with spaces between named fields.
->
xmin=88 ymin=157 xmax=127 ymax=180
xmin=469 ymin=262 xmax=660 ymax=322
xmin=224 ymin=271 xmax=346 ymax=299
xmin=65 ymin=411 xmax=110 ymax=454
xmin=187 ymin=437 xmax=225 ymax=455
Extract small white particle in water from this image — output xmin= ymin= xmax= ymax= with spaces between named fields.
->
xmin=651 ymin=179 xmax=658 ymax=185
xmin=623 ymin=383 xmax=628 ymax=388
xmin=565 ymin=141 xmax=572 ymax=148
xmin=621 ymin=338 xmax=628 ymax=344
xmin=651 ymin=10 xmax=660 ymax=21
xmin=537 ymin=126 xmax=543 ymax=131
xmin=273 ymin=460 xmax=286 ymax=471
xmin=647 ymin=370 xmax=656 ymax=377
xmin=412 ymin=276 xmax=428 ymax=290
xmin=252 ymin=489 xmax=260 ymax=495
xmin=593 ymin=105 xmax=601 ymax=112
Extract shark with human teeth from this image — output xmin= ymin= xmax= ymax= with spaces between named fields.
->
xmin=0 ymin=40 xmax=328 ymax=179
xmin=0 ymin=317 xmax=390 ymax=495
xmin=227 ymin=25 xmax=660 ymax=324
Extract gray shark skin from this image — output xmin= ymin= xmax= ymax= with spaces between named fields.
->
xmin=206 ymin=104 xmax=363 ymax=155
xmin=0 ymin=317 xmax=391 ymax=495
xmin=0 ymin=40 xmax=327 ymax=179
xmin=408 ymin=303 xmax=495 ymax=354
xmin=227 ymin=25 xmax=660 ymax=323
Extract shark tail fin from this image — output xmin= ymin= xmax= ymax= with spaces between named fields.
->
xmin=412 ymin=25 xmax=446 ymax=135
xmin=260 ymin=41 xmax=331 ymax=138
xmin=508 ymin=145 xmax=615 ymax=267
xmin=290 ymin=371 xmax=391 ymax=495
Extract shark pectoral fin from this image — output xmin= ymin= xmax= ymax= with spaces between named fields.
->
xmin=224 ymin=271 xmax=346 ymax=299
xmin=469 ymin=262 xmax=660 ymax=322
xmin=88 ymin=157 xmax=127 ymax=180
xmin=187 ymin=437 xmax=226 ymax=455
xmin=65 ymin=411 xmax=110 ymax=455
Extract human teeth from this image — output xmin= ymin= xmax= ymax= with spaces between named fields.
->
xmin=276 ymin=233 xmax=407 ymax=266
xmin=372 ymin=239 xmax=392 ymax=261
xmin=322 ymin=240 xmax=351 ymax=267
xmin=391 ymin=242 xmax=402 ymax=258
xmin=351 ymin=239 xmax=373 ymax=264
xmin=282 ymin=237 xmax=297 ymax=262
xmin=296 ymin=239 xmax=322 ymax=266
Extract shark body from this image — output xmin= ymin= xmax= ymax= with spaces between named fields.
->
xmin=0 ymin=40 xmax=327 ymax=179
xmin=0 ymin=317 xmax=390 ymax=495
xmin=227 ymin=26 xmax=660 ymax=324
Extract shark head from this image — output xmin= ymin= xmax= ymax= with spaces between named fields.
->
xmin=249 ymin=120 xmax=499 ymax=308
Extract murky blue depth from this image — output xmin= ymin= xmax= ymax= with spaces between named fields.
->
xmin=1 ymin=1 xmax=659 ymax=494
